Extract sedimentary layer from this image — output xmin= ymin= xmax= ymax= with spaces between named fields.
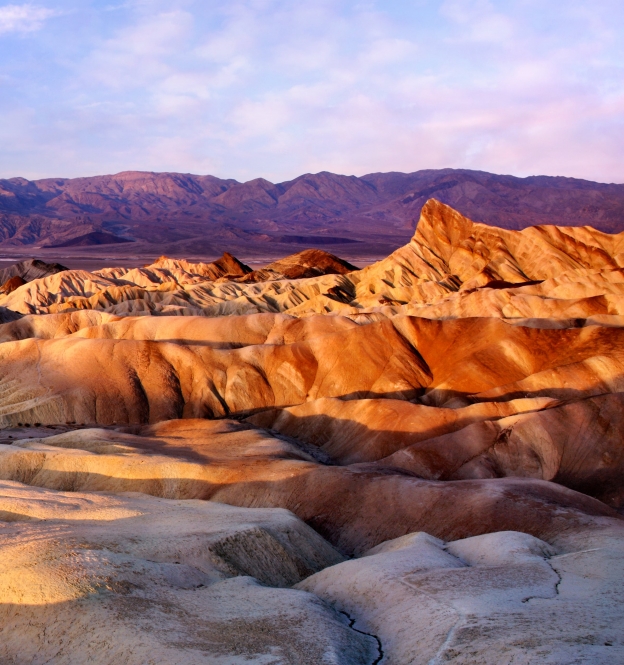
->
xmin=1 ymin=200 xmax=623 ymax=663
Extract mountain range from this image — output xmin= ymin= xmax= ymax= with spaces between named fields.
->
xmin=1 ymin=168 xmax=624 ymax=260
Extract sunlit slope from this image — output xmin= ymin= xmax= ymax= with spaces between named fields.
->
xmin=2 ymin=200 xmax=624 ymax=322
xmin=1 ymin=201 xmax=624 ymax=663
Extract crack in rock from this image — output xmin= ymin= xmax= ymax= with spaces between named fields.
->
xmin=521 ymin=560 xmax=563 ymax=604
xmin=339 ymin=610 xmax=384 ymax=665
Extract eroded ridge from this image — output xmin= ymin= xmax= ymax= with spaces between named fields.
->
xmin=0 ymin=201 xmax=623 ymax=663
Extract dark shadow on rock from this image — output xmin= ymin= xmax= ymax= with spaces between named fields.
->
xmin=0 ymin=461 xmax=620 ymax=557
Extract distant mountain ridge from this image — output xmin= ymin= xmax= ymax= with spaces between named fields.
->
xmin=1 ymin=168 xmax=623 ymax=258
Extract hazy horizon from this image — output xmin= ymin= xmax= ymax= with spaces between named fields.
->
xmin=3 ymin=166 xmax=624 ymax=188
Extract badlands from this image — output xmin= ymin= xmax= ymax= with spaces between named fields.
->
xmin=0 ymin=199 xmax=623 ymax=663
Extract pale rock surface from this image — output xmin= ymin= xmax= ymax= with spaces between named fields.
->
xmin=299 ymin=528 xmax=624 ymax=664
xmin=0 ymin=480 xmax=375 ymax=665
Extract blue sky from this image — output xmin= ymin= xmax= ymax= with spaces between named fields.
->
xmin=0 ymin=0 xmax=623 ymax=182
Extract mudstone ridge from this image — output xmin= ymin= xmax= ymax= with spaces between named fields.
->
xmin=0 ymin=199 xmax=623 ymax=663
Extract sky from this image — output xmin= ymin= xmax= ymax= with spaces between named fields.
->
xmin=0 ymin=0 xmax=623 ymax=183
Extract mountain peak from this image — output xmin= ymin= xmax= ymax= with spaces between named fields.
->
xmin=413 ymin=198 xmax=477 ymax=251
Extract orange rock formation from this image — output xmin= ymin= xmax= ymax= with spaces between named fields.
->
xmin=0 ymin=200 xmax=623 ymax=663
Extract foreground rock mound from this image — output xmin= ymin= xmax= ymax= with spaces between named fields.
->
xmin=300 ymin=528 xmax=624 ymax=664
xmin=0 ymin=421 xmax=622 ymax=663
xmin=0 ymin=312 xmax=623 ymax=509
xmin=0 ymin=419 xmax=619 ymax=555
xmin=0 ymin=481 xmax=377 ymax=664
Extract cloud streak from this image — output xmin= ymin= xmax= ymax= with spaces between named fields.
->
xmin=0 ymin=3 xmax=56 ymax=34
xmin=0 ymin=0 xmax=623 ymax=183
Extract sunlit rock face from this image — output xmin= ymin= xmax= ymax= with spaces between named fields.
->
xmin=0 ymin=200 xmax=623 ymax=663
xmin=2 ymin=199 xmax=624 ymax=320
